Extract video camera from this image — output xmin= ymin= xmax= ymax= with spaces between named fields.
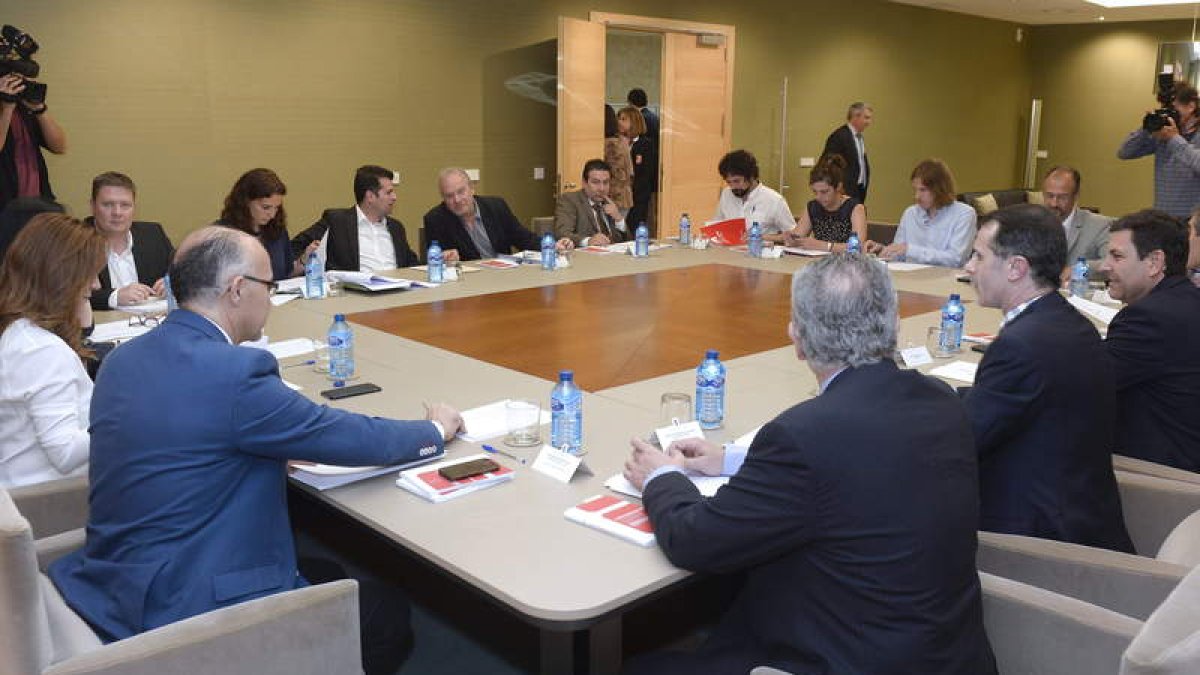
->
xmin=0 ymin=24 xmax=45 ymax=106
xmin=1143 ymin=72 xmax=1181 ymax=133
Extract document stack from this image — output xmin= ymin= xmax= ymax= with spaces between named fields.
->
xmin=396 ymin=453 xmax=515 ymax=503
xmin=564 ymin=494 xmax=656 ymax=547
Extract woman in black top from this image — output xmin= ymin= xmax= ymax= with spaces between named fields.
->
xmin=786 ymin=155 xmax=867 ymax=253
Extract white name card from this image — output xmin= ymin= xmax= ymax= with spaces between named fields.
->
xmin=653 ymin=421 xmax=705 ymax=450
xmin=899 ymin=346 xmax=933 ymax=368
xmin=531 ymin=445 xmax=593 ymax=483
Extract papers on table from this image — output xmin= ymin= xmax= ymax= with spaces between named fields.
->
xmin=930 ymin=360 xmax=978 ymax=384
xmin=1068 ymin=295 xmax=1120 ymax=326
xmin=271 ymin=294 xmax=299 ymax=306
xmin=328 ymin=271 xmax=412 ymax=292
xmin=89 ymin=320 xmax=153 ymax=343
xmin=733 ymin=425 xmax=763 ymax=449
xmin=476 ymin=258 xmax=521 ymax=269
xmin=565 ymin=495 xmax=656 ymax=547
xmin=883 ymin=262 xmax=932 ymax=272
xmin=291 ymin=451 xmax=441 ymax=491
xmin=116 ymin=298 xmax=168 ymax=315
xmin=604 ymin=472 xmax=729 ymax=499
xmin=456 ymin=399 xmax=550 ymax=443
xmin=781 ymin=247 xmax=831 ymax=257
xmin=263 ymin=338 xmax=320 ymax=361
xmin=396 ymin=453 xmax=515 ymax=503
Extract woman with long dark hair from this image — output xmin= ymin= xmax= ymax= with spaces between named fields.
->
xmin=216 ymin=168 xmax=315 ymax=279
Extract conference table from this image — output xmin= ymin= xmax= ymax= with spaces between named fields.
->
xmin=254 ymin=245 xmax=1015 ymax=674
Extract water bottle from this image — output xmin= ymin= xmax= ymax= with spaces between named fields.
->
xmin=1070 ymin=257 xmax=1090 ymax=298
xmin=747 ymin=221 xmax=763 ymax=258
xmin=304 ymin=251 xmax=325 ymax=299
xmin=541 ymin=232 xmax=556 ymax=271
xmin=634 ymin=222 xmax=650 ymax=257
xmin=939 ymin=293 xmax=965 ymax=355
xmin=695 ymin=349 xmax=726 ymax=430
xmin=679 ymin=213 xmax=691 ymax=246
xmin=327 ymin=313 xmax=355 ymax=383
xmin=427 ymin=240 xmax=444 ymax=283
xmin=847 ymin=232 xmax=861 ymax=254
xmin=163 ymin=273 xmax=177 ymax=313
xmin=550 ymin=370 xmax=583 ymax=454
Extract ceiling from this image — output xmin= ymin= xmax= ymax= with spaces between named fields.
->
xmin=889 ymin=0 xmax=1200 ymax=25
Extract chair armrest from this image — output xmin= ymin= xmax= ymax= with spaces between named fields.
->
xmin=1116 ymin=470 xmax=1200 ymax=556
xmin=9 ymin=476 xmax=88 ymax=538
xmin=45 ymin=580 xmax=363 ymax=675
xmin=36 ymin=528 xmax=85 ymax=572
xmin=1113 ymin=455 xmax=1200 ymax=486
xmin=977 ymin=531 xmax=1187 ymax=621
xmin=980 ymin=572 xmax=1139 ymax=675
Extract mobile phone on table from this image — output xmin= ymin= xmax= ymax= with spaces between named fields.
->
xmin=438 ymin=458 xmax=500 ymax=481
xmin=320 ymin=382 xmax=382 ymax=400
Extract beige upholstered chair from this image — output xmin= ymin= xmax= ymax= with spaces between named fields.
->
xmin=1114 ymin=455 xmax=1200 ymax=487
xmin=1116 ymin=471 xmax=1200 ymax=557
xmin=9 ymin=476 xmax=89 ymax=539
xmin=0 ymin=487 xmax=364 ymax=675
xmin=530 ymin=216 xmax=554 ymax=236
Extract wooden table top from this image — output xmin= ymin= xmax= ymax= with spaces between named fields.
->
xmin=350 ymin=263 xmax=948 ymax=391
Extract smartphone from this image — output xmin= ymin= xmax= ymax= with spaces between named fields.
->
xmin=319 ymin=382 xmax=382 ymax=400
xmin=970 ymin=343 xmax=988 ymax=354
xmin=438 ymin=458 xmax=500 ymax=482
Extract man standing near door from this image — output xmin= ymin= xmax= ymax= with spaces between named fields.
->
xmin=821 ymin=102 xmax=873 ymax=203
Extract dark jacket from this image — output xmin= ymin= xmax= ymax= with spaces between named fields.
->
xmin=821 ymin=124 xmax=870 ymax=203
xmin=291 ymin=207 xmax=419 ymax=271
xmin=87 ymin=220 xmax=175 ymax=311
xmin=422 ymin=196 xmax=539 ymax=261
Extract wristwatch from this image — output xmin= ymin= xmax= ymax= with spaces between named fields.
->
xmin=826 ymin=241 xmax=833 ymax=252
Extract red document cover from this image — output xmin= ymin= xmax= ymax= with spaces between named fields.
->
xmin=564 ymin=494 xmax=656 ymax=547
xmin=700 ymin=218 xmax=746 ymax=246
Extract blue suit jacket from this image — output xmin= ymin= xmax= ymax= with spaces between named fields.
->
xmin=1108 ymin=275 xmax=1200 ymax=471
xmin=963 ymin=292 xmax=1133 ymax=552
xmin=643 ymin=361 xmax=996 ymax=674
xmin=50 ymin=310 xmax=442 ymax=641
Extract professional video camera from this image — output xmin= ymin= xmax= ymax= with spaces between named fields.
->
xmin=0 ymin=24 xmax=46 ymax=106
xmin=1143 ymin=72 xmax=1181 ymax=133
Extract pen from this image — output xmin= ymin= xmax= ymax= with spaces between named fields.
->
xmin=284 ymin=359 xmax=316 ymax=368
xmin=482 ymin=444 xmax=526 ymax=465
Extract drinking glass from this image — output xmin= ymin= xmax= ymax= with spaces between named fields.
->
xmin=505 ymin=399 xmax=542 ymax=447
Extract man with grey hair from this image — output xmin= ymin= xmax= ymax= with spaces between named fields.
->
xmin=962 ymin=204 xmax=1132 ymax=552
xmin=50 ymin=226 xmax=463 ymax=674
xmin=622 ymin=255 xmax=996 ymax=675
xmin=821 ymin=102 xmax=872 ymax=202
xmin=1042 ymin=165 xmax=1111 ymax=270
xmin=423 ymin=168 xmax=572 ymax=262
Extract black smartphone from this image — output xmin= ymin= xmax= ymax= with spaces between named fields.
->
xmin=320 ymin=382 xmax=382 ymax=400
xmin=970 ymin=343 xmax=988 ymax=354
xmin=438 ymin=458 xmax=500 ymax=481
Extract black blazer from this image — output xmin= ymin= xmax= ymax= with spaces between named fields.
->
xmin=963 ymin=292 xmax=1133 ymax=552
xmin=643 ymin=361 xmax=996 ymax=675
xmin=291 ymin=207 xmax=420 ymax=271
xmin=821 ymin=124 xmax=869 ymax=203
xmin=1108 ymin=275 xmax=1200 ymax=471
xmin=88 ymin=220 xmax=175 ymax=310
xmin=421 ymin=196 xmax=539 ymax=261
xmin=630 ymin=134 xmax=658 ymax=194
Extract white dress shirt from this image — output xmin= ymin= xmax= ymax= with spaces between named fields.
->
xmin=713 ymin=183 xmax=796 ymax=235
xmin=0 ymin=318 xmax=91 ymax=488
xmin=355 ymin=205 xmax=397 ymax=272
xmin=106 ymin=230 xmax=138 ymax=308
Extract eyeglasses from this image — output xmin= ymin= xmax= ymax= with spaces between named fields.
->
xmin=127 ymin=314 xmax=162 ymax=328
xmin=242 ymin=274 xmax=278 ymax=296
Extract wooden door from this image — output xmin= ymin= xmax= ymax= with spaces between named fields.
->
xmin=658 ymin=33 xmax=731 ymax=237
xmin=556 ymin=17 xmax=606 ymax=197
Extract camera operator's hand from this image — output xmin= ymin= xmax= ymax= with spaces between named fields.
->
xmin=1153 ymin=115 xmax=1181 ymax=142
xmin=0 ymin=74 xmax=24 ymax=106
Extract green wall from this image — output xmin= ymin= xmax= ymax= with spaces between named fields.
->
xmin=9 ymin=0 xmax=1034 ymax=246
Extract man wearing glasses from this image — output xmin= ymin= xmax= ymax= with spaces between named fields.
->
xmin=51 ymin=226 xmax=462 ymax=674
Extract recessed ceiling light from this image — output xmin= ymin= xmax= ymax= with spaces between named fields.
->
xmin=1087 ymin=1 xmax=1198 ymax=7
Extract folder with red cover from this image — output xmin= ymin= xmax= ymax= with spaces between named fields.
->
xmin=564 ymin=494 xmax=656 ymax=547
xmin=700 ymin=218 xmax=746 ymax=246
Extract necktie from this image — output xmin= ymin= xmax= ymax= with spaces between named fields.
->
xmin=854 ymin=133 xmax=867 ymax=186
xmin=592 ymin=202 xmax=611 ymax=238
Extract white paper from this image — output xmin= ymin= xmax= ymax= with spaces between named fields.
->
xmin=531 ymin=445 xmax=590 ymax=483
xmin=263 ymin=338 xmax=319 ymax=360
xmin=282 ymin=379 xmax=302 ymax=391
xmin=117 ymin=298 xmax=168 ymax=315
xmin=734 ymin=425 xmax=763 ymax=449
xmin=760 ymin=246 xmax=784 ymax=259
xmin=930 ymin=360 xmax=979 ymax=384
xmin=89 ymin=320 xmax=153 ymax=343
xmin=605 ymin=472 xmax=729 ymax=499
xmin=1067 ymin=295 xmax=1119 ymax=326
xmin=653 ymin=421 xmax=705 ymax=449
xmin=456 ymin=399 xmax=551 ymax=443
xmin=781 ymin=247 xmax=831 ymax=257
xmin=270 ymin=294 xmax=299 ymax=306
xmin=899 ymin=346 xmax=934 ymax=368
xmin=884 ymin=262 xmax=932 ymax=272
xmin=275 ymin=278 xmax=306 ymax=294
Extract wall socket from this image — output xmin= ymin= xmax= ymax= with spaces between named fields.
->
xmin=799 ymin=157 xmax=815 ymax=168
xmin=465 ymin=168 xmax=480 ymax=181
xmin=533 ymin=167 xmax=546 ymax=180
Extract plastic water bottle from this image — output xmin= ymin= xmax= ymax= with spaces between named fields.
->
xmin=679 ymin=213 xmax=691 ymax=246
xmin=550 ymin=370 xmax=583 ymax=454
xmin=304 ymin=252 xmax=325 ymax=299
xmin=163 ymin=273 xmax=177 ymax=313
xmin=939 ymin=293 xmax=965 ymax=354
xmin=541 ymin=232 xmax=556 ymax=271
xmin=327 ymin=313 xmax=355 ymax=383
xmin=427 ymin=240 xmax=444 ymax=283
xmin=847 ymin=232 xmax=861 ymax=254
xmin=747 ymin=221 xmax=763 ymax=258
xmin=695 ymin=349 xmax=726 ymax=430
xmin=1070 ymin=257 xmax=1090 ymax=298
xmin=634 ymin=222 xmax=650 ymax=257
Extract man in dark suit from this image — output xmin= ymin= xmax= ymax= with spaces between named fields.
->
xmin=84 ymin=172 xmax=174 ymax=310
xmin=423 ymin=168 xmax=572 ymax=262
xmin=623 ymin=255 xmax=996 ymax=675
xmin=50 ymin=226 xmax=464 ymax=674
xmin=292 ymin=164 xmax=420 ymax=271
xmin=1102 ymin=209 xmax=1200 ymax=471
xmin=820 ymin=102 xmax=872 ymax=203
xmin=963 ymin=204 xmax=1133 ymax=551
xmin=627 ymin=87 xmax=658 ymax=139
xmin=553 ymin=159 xmax=629 ymax=246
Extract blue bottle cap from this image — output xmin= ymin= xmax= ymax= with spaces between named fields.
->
xmin=1077 ymin=257 xmax=1087 ymax=263
xmin=949 ymin=293 xmax=961 ymax=302
xmin=431 ymin=240 xmax=439 ymax=246
xmin=334 ymin=313 xmax=345 ymax=321
xmin=705 ymin=349 xmax=719 ymax=359
xmin=559 ymin=370 xmax=574 ymax=381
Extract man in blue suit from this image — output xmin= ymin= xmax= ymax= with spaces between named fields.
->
xmin=962 ymin=204 xmax=1133 ymax=552
xmin=50 ymin=226 xmax=463 ymax=674
xmin=1102 ymin=209 xmax=1200 ymax=471
xmin=622 ymin=255 xmax=996 ymax=674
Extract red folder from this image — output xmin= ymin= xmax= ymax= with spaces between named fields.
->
xmin=700 ymin=218 xmax=746 ymax=246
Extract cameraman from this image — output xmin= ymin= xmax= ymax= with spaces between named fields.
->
xmin=0 ymin=72 xmax=66 ymax=211
xmin=1118 ymin=84 xmax=1200 ymax=220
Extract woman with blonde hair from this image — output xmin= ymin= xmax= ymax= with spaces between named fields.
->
xmin=605 ymin=105 xmax=634 ymax=217
xmin=0 ymin=213 xmax=105 ymax=487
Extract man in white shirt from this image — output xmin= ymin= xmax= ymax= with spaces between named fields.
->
xmin=712 ymin=149 xmax=795 ymax=243
xmin=85 ymin=172 xmax=174 ymax=310
xmin=1042 ymin=165 xmax=1111 ymax=272
xmin=292 ymin=165 xmax=421 ymax=272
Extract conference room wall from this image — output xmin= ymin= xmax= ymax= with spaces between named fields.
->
xmin=1029 ymin=20 xmax=1195 ymax=220
xmin=9 ymin=0 xmax=1030 ymax=247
